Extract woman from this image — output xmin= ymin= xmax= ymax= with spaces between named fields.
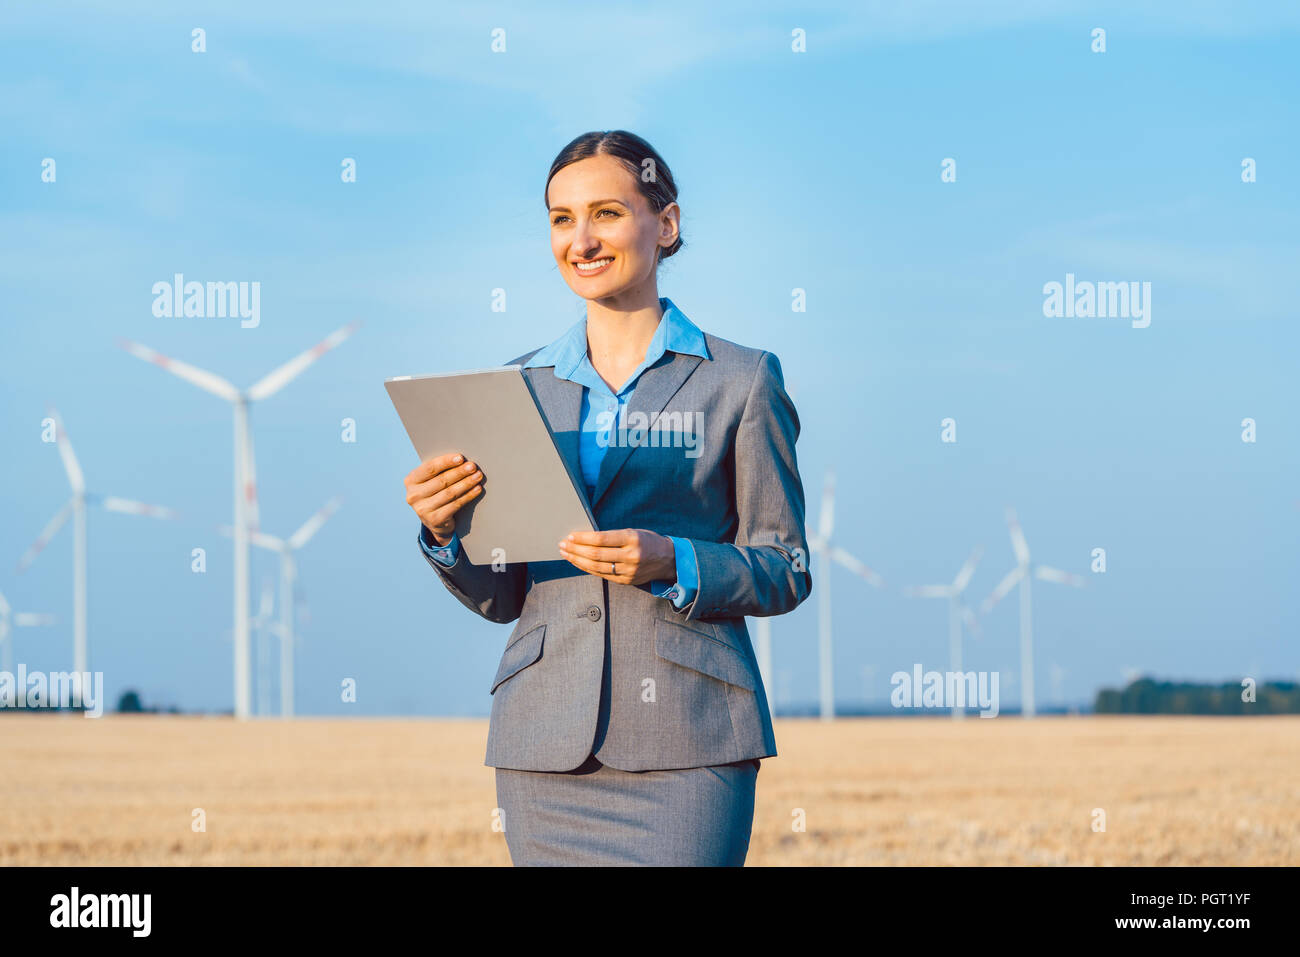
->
xmin=403 ymin=130 xmax=812 ymax=865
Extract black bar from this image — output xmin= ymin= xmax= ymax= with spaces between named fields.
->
xmin=2 ymin=865 xmax=1286 ymax=941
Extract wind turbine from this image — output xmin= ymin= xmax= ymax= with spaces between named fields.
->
xmin=903 ymin=546 xmax=984 ymax=720
xmin=0 ymin=590 xmax=55 ymax=676
xmin=807 ymin=470 xmax=886 ymax=721
xmin=980 ymin=507 xmax=1085 ymax=718
xmin=224 ymin=496 xmax=342 ymax=718
xmin=118 ymin=322 xmax=358 ymax=720
xmin=17 ymin=408 xmax=176 ymax=681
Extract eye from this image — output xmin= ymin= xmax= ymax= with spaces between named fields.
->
xmin=596 ymin=208 xmax=621 ymax=219
xmin=551 ymin=214 xmax=570 ymax=226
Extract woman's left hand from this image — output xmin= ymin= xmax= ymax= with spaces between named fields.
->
xmin=558 ymin=528 xmax=676 ymax=585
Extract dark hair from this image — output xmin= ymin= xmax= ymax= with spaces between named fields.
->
xmin=544 ymin=130 xmax=683 ymax=262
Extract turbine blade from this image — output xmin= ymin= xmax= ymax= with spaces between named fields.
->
xmin=903 ymin=584 xmax=953 ymax=599
xmin=251 ymin=531 xmax=285 ymax=551
xmin=951 ymin=545 xmax=984 ymax=593
xmin=829 ymin=545 xmax=885 ymax=588
xmin=47 ymin=408 xmax=86 ymax=495
xmin=981 ymin=565 xmax=1025 ymax=614
xmin=100 ymin=496 xmax=177 ymax=520
xmin=17 ymin=499 xmax=75 ymax=572
xmin=1005 ymin=507 xmax=1030 ymax=565
xmin=287 ymin=496 xmax=343 ymax=550
xmin=117 ymin=339 xmax=241 ymax=401
xmin=817 ymin=470 xmax=836 ymax=543
xmin=217 ymin=525 xmax=285 ymax=551
xmin=1035 ymin=565 xmax=1086 ymax=588
xmin=246 ymin=322 xmax=360 ymax=401
xmin=14 ymin=613 xmax=55 ymax=627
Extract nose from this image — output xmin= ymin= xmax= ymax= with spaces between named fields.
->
xmin=571 ymin=218 xmax=601 ymax=260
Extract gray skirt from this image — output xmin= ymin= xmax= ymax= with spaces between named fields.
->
xmin=495 ymin=755 xmax=760 ymax=866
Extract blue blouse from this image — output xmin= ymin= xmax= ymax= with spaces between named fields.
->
xmin=418 ymin=296 xmax=705 ymax=607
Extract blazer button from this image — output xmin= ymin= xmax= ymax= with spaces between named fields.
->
xmin=586 ymin=605 xmax=601 ymax=622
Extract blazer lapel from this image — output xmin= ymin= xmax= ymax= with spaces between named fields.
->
xmin=523 ymin=368 xmax=587 ymax=510
xmin=590 ymin=351 xmax=704 ymax=511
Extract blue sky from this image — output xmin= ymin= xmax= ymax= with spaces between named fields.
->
xmin=2 ymin=1 xmax=1296 ymax=715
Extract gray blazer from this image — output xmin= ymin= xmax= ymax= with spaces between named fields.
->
xmin=421 ymin=331 xmax=813 ymax=772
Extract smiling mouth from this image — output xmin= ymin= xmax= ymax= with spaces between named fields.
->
xmin=573 ymin=257 xmax=614 ymax=273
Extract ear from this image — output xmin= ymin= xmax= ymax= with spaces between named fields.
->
xmin=658 ymin=201 xmax=681 ymax=251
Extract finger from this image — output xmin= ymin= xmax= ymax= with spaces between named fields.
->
xmin=428 ymin=472 xmax=484 ymax=516
xmin=407 ymin=460 xmax=481 ymax=503
xmin=410 ymin=468 xmax=482 ymax=518
xmin=423 ymin=456 xmax=479 ymax=492
xmin=421 ymin=483 xmax=483 ymax=529
xmin=558 ymin=539 xmax=626 ymax=564
xmin=559 ymin=549 xmax=628 ymax=582
xmin=408 ymin=452 xmax=466 ymax=485
xmin=565 ymin=528 xmax=632 ymax=547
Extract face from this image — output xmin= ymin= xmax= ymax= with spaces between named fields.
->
xmin=547 ymin=154 xmax=679 ymax=302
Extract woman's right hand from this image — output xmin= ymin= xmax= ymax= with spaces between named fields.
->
xmin=404 ymin=452 xmax=484 ymax=546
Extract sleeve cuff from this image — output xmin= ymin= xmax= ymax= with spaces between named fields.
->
xmin=648 ymin=535 xmax=699 ymax=609
xmin=419 ymin=525 xmax=461 ymax=567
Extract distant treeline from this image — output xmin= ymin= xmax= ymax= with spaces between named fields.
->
xmin=117 ymin=690 xmax=181 ymax=714
xmin=1095 ymin=678 xmax=1300 ymax=714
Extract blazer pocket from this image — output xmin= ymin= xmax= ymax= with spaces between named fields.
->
xmin=654 ymin=618 xmax=755 ymax=692
xmin=490 ymin=624 xmax=545 ymax=695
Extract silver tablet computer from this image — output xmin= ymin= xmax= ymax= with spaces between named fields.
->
xmin=385 ymin=365 xmax=597 ymax=565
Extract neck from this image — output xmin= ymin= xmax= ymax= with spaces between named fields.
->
xmin=584 ymin=280 xmax=664 ymax=367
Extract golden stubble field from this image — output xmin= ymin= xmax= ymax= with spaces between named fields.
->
xmin=2 ymin=715 xmax=1296 ymax=866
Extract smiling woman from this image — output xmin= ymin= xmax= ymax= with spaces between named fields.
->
xmin=402 ymin=130 xmax=812 ymax=866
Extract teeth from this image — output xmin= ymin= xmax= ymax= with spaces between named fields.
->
xmin=575 ymin=258 xmax=613 ymax=271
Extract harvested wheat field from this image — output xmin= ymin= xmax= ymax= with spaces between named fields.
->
xmin=1 ymin=714 xmax=1296 ymax=866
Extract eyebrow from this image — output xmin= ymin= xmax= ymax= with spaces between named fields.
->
xmin=548 ymin=199 xmax=630 ymax=213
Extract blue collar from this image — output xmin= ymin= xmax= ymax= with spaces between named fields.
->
xmin=523 ymin=297 xmax=710 ymax=387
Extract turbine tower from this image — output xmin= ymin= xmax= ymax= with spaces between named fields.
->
xmin=118 ymin=322 xmax=358 ymax=719
xmin=225 ymin=497 xmax=342 ymax=718
xmin=807 ymin=470 xmax=886 ymax=721
xmin=752 ymin=617 xmax=774 ymax=722
xmin=0 ymin=590 xmax=55 ymax=676
xmin=903 ymin=546 xmax=984 ymax=720
xmin=17 ymin=408 xmax=176 ymax=680
xmin=251 ymin=578 xmax=275 ymax=717
xmin=980 ymin=507 xmax=1085 ymax=718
